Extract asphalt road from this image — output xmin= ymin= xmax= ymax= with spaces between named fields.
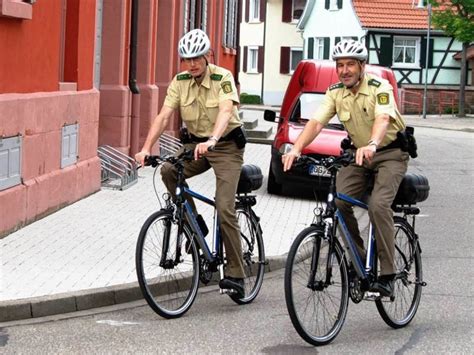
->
xmin=1 ymin=127 xmax=473 ymax=354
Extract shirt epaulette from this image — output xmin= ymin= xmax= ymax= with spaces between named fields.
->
xmin=368 ymin=78 xmax=381 ymax=87
xmin=329 ymin=82 xmax=344 ymax=91
xmin=210 ymin=73 xmax=223 ymax=81
xmin=177 ymin=73 xmax=192 ymax=81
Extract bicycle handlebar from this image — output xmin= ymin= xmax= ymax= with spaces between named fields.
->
xmin=295 ymin=150 xmax=355 ymax=171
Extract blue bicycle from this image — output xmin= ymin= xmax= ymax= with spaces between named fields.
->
xmin=135 ymin=149 xmax=265 ymax=318
xmin=284 ymin=152 xmax=429 ymax=345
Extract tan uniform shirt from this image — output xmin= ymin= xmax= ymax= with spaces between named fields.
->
xmin=312 ymin=73 xmax=406 ymax=149
xmin=163 ymin=63 xmax=242 ymax=138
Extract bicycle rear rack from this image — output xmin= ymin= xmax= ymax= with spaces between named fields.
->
xmin=98 ymin=145 xmax=138 ymax=190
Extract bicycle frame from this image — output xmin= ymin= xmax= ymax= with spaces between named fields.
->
xmin=334 ymin=192 xmax=375 ymax=281
xmin=178 ymin=186 xmax=222 ymax=264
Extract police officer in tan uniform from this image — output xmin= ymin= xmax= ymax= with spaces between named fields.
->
xmin=135 ymin=29 xmax=247 ymax=298
xmin=282 ymin=40 xmax=409 ymax=297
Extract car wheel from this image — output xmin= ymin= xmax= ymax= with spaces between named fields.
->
xmin=267 ymin=164 xmax=283 ymax=195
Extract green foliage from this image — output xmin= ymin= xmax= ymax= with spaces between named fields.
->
xmin=429 ymin=0 xmax=474 ymax=43
xmin=240 ymin=93 xmax=261 ymax=104
xmin=444 ymin=106 xmax=459 ymax=114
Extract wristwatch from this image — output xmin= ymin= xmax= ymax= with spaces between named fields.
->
xmin=368 ymin=139 xmax=378 ymax=148
xmin=208 ymin=136 xmax=219 ymax=143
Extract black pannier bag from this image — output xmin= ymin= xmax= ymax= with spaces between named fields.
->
xmin=237 ymin=164 xmax=263 ymax=194
xmin=393 ymin=173 xmax=430 ymax=205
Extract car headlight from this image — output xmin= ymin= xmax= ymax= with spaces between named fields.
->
xmin=278 ymin=143 xmax=294 ymax=155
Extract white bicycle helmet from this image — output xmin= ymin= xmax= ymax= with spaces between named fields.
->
xmin=178 ymin=29 xmax=211 ymax=58
xmin=332 ymin=39 xmax=368 ymax=61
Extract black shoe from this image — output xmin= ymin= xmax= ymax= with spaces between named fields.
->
xmin=219 ymin=277 xmax=245 ymax=299
xmin=370 ymin=274 xmax=395 ymax=297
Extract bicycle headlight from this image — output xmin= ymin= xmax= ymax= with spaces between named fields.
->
xmin=279 ymin=143 xmax=294 ymax=155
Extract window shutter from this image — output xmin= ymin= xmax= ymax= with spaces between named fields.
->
xmin=420 ymin=38 xmax=434 ymax=68
xmin=325 ymin=0 xmax=330 ymax=9
xmin=258 ymin=46 xmax=264 ymax=73
xmin=243 ymin=46 xmax=248 ymax=72
xmin=335 ymin=36 xmax=341 ymax=44
xmin=282 ymin=0 xmax=292 ymax=22
xmin=379 ymin=37 xmax=393 ymax=67
xmin=337 ymin=0 xmax=343 ymax=9
xmin=323 ymin=37 xmax=330 ymax=59
xmin=280 ymin=47 xmax=290 ymax=74
xmin=259 ymin=0 xmax=266 ymax=21
xmin=308 ymin=38 xmax=314 ymax=59
xmin=245 ymin=0 xmax=249 ymax=22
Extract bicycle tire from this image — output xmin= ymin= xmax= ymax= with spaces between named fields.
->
xmin=136 ymin=210 xmax=200 ymax=319
xmin=229 ymin=206 xmax=265 ymax=305
xmin=375 ymin=216 xmax=423 ymax=328
xmin=284 ymin=226 xmax=349 ymax=346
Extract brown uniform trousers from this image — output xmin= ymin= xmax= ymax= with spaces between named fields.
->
xmin=160 ymin=140 xmax=246 ymax=279
xmin=335 ymin=148 xmax=409 ymax=275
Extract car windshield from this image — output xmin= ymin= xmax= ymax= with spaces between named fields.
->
xmin=289 ymin=92 xmax=339 ymax=125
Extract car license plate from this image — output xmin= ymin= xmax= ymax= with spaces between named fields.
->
xmin=309 ymin=164 xmax=330 ymax=177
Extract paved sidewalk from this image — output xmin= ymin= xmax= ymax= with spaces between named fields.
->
xmin=0 ymin=142 xmax=318 ymax=322
xmin=1 ymin=107 xmax=473 ymax=323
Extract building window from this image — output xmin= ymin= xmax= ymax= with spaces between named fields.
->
xmin=223 ymin=0 xmax=238 ymax=49
xmin=292 ymin=0 xmax=306 ymax=21
xmin=315 ymin=38 xmax=325 ymax=59
xmin=247 ymin=46 xmax=259 ymax=73
xmin=290 ymin=47 xmax=303 ymax=73
xmin=249 ymin=0 xmax=260 ymax=22
xmin=184 ymin=0 xmax=207 ymax=33
xmin=325 ymin=0 xmax=343 ymax=11
xmin=393 ymin=37 xmax=420 ymax=67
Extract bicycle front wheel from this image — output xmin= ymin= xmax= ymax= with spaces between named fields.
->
xmin=136 ymin=210 xmax=200 ymax=319
xmin=284 ymin=226 xmax=349 ymax=346
xmin=229 ymin=206 xmax=265 ymax=305
xmin=376 ymin=216 xmax=423 ymax=328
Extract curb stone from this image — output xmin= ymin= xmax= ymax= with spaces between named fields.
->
xmin=0 ymin=255 xmax=288 ymax=323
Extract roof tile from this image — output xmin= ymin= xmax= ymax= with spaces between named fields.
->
xmin=352 ymin=0 xmax=449 ymax=30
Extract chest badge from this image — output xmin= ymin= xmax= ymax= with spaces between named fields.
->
xmin=221 ymin=81 xmax=233 ymax=94
xmin=377 ymin=93 xmax=390 ymax=105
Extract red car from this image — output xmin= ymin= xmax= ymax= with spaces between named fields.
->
xmin=264 ymin=60 xmax=399 ymax=195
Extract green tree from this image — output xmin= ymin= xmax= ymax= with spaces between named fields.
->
xmin=429 ymin=0 xmax=474 ymax=117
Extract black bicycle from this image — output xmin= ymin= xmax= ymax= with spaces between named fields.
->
xmin=136 ymin=148 xmax=265 ymax=318
xmin=284 ymin=152 xmax=429 ymax=345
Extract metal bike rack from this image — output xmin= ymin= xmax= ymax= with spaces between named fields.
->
xmin=98 ymin=145 xmax=138 ymax=190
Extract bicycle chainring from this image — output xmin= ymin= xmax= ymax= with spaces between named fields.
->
xmin=199 ymin=255 xmax=212 ymax=285
xmin=349 ymin=276 xmax=364 ymax=304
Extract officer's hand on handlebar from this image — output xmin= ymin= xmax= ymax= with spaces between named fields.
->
xmin=282 ymin=149 xmax=301 ymax=172
xmin=355 ymin=145 xmax=376 ymax=166
xmin=135 ymin=150 xmax=150 ymax=167
xmin=194 ymin=140 xmax=215 ymax=160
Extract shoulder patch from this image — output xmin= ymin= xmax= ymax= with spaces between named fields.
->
xmin=210 ymin=73 xmax=223 ymax=81
xmin=221 ymin=81 xmax=233 ymax=94
xmin=329 ymin=82 xmax=344 ymax=91
xmin=368 ymin=78 xmax=381 ymax=87
xmin=377 ymin=92 xmax=390 ymax=105
xmin=177 ymin=73 xmax=192 ymax=81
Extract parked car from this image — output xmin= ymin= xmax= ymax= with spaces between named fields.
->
xmin=264 ymin=60 xmax=400 ymax=195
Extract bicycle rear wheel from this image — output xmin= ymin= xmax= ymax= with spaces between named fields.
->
xmin=284 ymin=226 xmax=349 ymax=346
xmin=229 ymin=206 xmax=265 ymax=305
xmin=136 ymin=210 xmax=199 ymax=319
xmin=376 ymin=216 xmax=423 ymax=328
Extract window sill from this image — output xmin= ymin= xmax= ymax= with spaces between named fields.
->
xmin=59 ymin=82 xmax=78 ymax=91
xmin=0 ymin=0 xmax=33 ymax=20
xmin=392 ymin=64 xmax=421 ymax=70
xmin=223 ymin=47 xmax=237 ymax=55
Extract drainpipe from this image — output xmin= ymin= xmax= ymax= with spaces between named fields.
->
xmin=129 ymin=0 xmax=140 ymax=156
xmin=260 ymin=2 xmax=267 ymax=104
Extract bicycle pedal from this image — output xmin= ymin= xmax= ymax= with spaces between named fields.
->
xmin=220 ymin=288 xmax=237 ymax=295
xmin=364 ymin=291 xmax=381 ymax=301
